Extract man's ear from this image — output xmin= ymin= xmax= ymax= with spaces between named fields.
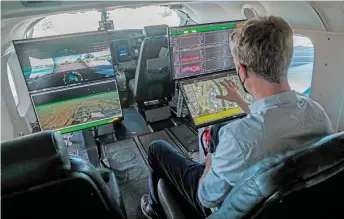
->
xmin=238 ymin=63 xmax=247 ymax=80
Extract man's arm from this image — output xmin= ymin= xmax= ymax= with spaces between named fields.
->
xmin=197 ymin=129 xmax=246 ymax=209
xmin=236 ymin=98 xmax=250 ymax=114
xmin=199 ymin=153 xmax=212 ymax=184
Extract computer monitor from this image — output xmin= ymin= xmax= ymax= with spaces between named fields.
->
xmin=180 ymin=72 xmax=254 ymax=128
xmin=30 ymin=79 xmax=123 ymax=134
xmin=13 ymin=31 xmax=115 ymax=92
xmin=168 ymin=20 xmax=244 ymax=80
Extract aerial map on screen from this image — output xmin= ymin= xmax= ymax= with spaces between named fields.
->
xmin=181 ymin=74 xmax=254 ymax=126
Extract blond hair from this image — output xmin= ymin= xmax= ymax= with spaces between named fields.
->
xmin=230 ymin=16 xmax=294 ymax=83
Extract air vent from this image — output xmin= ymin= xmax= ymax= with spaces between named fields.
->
xmin=241 ymin=4 xmax=258 ymax=20
xmin=169 ymin=4 xmax=183 ymax=10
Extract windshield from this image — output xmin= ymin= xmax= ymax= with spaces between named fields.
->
xmin=108 ymin=6 xmax=180 ymax=30
xmin=32 ymin=6 xmax=180 ymax=38
xmin=32 ymin=11 xmax=100 ymax=38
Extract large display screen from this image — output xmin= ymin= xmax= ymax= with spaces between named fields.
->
xmin=180 ymin=72 xmax=254 ymax=128
xmin=14 ymin=31 xmax=115 ymax=91
xmin=31 ymin=79 xmax=122 ymax=134
xmin=169 ymin=20 xmax=244 ymax=80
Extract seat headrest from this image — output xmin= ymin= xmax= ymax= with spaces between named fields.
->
xmin=210 ymin=132 xmax=344 ymax=218
xmin=1 ymin=131 xmax=71 ymax=193
xmin=143 ymin=25 xmax=168 ymax=37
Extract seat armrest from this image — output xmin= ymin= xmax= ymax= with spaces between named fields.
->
xmin=97 ymin=168 xmax=110 ymax=182
xmin=158 ymin=179 xmax=186 ymax=219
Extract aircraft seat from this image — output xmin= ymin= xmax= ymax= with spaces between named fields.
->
xmin=129 ymin=24 xmax=173 ymax=104
xmin=158 ymin=132 xmax=344 ymax=219
xmin=1 ymin=131 xmax=126 ymax=219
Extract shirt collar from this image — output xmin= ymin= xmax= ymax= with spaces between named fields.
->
xmin=249 ymin=90 xmax=298 ymax=113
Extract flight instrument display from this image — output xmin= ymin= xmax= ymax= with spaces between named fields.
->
xmin=31 ymin=79 xmax=122 ymax=134
xmin=180 ymin=72 xmax=254 ymax=127
xmin=14 ymin=31 xmax=115 ymax=91
xmin=169 ymin=20 xmax=244 ymax=80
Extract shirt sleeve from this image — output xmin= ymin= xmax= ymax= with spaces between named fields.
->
xmin=198 ymin=128 xmax=247 ymax=208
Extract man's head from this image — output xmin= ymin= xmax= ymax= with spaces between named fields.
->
xmin=230 ymin=16 xmax=293 ymax=96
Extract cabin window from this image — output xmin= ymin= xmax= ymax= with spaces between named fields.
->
xmin=107 ymin=6 xmax=180 ymax=29
xmin=288 ymin=35 xmax=314 ymax=95
xmin=32 ymin=11 xmax=101 ymax=37
xmin=7 ymin=63 xmax=19 ymax=106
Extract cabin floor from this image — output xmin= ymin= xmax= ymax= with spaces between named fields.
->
xmin=64 ymin=106 xmax=200 ymax=219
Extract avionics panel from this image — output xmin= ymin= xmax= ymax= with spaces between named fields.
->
xmin=180 ymin=71 xmax=254 ymax=128
xmin=169 ymin=20 xmax=244 ymax=80
xmin=31 ymin=79 xmax=123 ymax=134
xmin=14 ymin=31 xmax=115 ymax=91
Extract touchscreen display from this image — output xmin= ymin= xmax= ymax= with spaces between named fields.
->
xmin=181 ymin=72 xmax=254 ymax=127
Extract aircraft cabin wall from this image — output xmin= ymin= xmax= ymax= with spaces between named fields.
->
xmin=301 ymin=29 xmax=344 ymax=132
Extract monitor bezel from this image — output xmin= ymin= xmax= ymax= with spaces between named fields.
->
xmin=30 ymin=78 xmax=124 ymax=133
xmin=168 ymin=19 xmax=246 ymax=81
xmin=179 ymin=70 xmax=247 ymax=128
xmin=13 ymin=30 xmax=116 ymax=93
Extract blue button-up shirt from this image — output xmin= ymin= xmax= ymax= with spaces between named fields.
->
xmin=198 ymin=90 xmax=333 ymax=209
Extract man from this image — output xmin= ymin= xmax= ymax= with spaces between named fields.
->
xmin=141 ymin=16 xmax=333 ymax=218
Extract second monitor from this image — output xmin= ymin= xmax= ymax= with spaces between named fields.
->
xmin=169 ymin=20 xmax=244 ymax=80
xmin=14 ymin=31 xmax=116 ymax=92
xmin=31 ymin=79 xmax=123 ymax=134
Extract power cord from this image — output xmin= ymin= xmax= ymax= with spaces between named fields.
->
xmin=200 ymin=127 xmax=211 ymax=156
xmin=93 ymin=127 xmax=111 ymax=168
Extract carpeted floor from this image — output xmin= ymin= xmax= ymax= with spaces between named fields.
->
xmin=169 ymin=124 xmax=199 ymax=152
xmin=149 ymin=119 xmax=175 ymax=132
xmin=138 ymin=130 xmax=181 ymax=154
xmin=104 ymin=138 xmax=149 ymax=219
xmin=115 ymin=108 xmax=151 ymax=141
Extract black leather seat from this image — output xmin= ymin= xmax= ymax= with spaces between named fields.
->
xmin=158 ymin=132 xmax=344 ymax=219
xmin=1 ymin=131 xmax=126 ymax=219
xmin=129 ymin=24 xmax=173 ymax=103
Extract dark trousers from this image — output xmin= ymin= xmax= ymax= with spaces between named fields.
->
xmin=148 ymin=140 xmax=211 ymax=218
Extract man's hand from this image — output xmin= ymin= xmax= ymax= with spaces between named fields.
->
xmin=217 ymin=79 xmax=243 ymax=103
xmin=216 ymin=79 xmax=250 ymax=114
xmin=200 ymin=153 xmax=212 ymax=184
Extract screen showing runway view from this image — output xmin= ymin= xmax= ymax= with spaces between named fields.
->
xmin=31 ymin=79 xmax=122 ymax=133
xmin=14 ymin=31 xmax=115 ymax=91
xmin=181 ymin=72 xmax=254 ymax=127
xmin=169 ymin=20 xmax=244 ymax=80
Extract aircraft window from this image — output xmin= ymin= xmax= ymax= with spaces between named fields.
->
xmin=7 ymin=63 xmax=19 ymax=105
xmin=32 ymin=11 xmax=101 ymax=38
xmin=288 ymin=35 xmax=314 ymax=95
xmin=107 ymin=6 xmax=180 ymax=29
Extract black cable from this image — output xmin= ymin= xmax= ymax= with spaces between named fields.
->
xmin=93 ymin=127 xmax=111 ymax=169
xmin=200 ymin=129 xmax=208 ymax=156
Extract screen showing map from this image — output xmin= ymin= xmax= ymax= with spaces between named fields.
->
xmin=169 ymin=20 xmax=244 ymax=80
xmin=31 ymin=79 xmax=122 ymax=133
xmin=181 ymin=72 xmax=254 ymax=127
xmin=14 ymin=31 xmax=115 ymax=91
